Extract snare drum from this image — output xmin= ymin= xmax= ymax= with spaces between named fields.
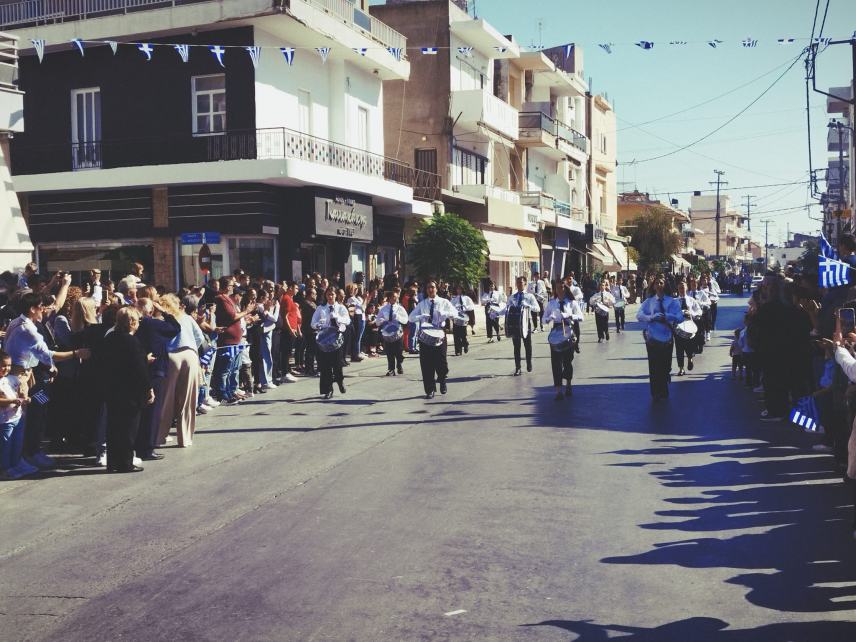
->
xmin=595 ymin=302 xmax=611 ymax=316
xmin=418 ymin=322 xmax=446 ymax=347
xmin=674 ymin=319 xmax=698 ymax=340
xmin=643 ymin=320 xmax=673 ymax=345
xmin=316 ymin=327 xmax=344 ymax=353
xmin=381 ymin=322 xmax=403 ymax=343
xmin=548 ymin=325 xmax=574 ymax=352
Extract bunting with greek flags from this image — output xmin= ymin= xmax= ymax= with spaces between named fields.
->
xmin=814 ymin=37 xmax=832 ymax=47
xmin=598 ymin=43 xmax=614 ymax=54
xmin=174 ymin=44 xmax=190 ymax=63
xmin=71 ymin=39 xmax=85 ymax=56
xmin=199 ymin=346 xmax=217 ymax=368
xmin=31 ymin=39 xmax=45 ymax=63
xmin=819 ymin=254 xmax=851 ymax=288
xmin=669 ymin=40 xmax=688 ymax=46
xmin=742 ymin=38 xmax=759 ymax=48
xmin=316 ymin=47 xmax=331 ymax=63
xmin=280 ymin=47 xmax=295 ymax=66
xmin=790 ymin=396 xmax=820 ymax=432
xmin=245 ymin=45 xmax=261 ymax=69
xmin=107 ymin=40 xmax=118 ymax=55
xmin=635 ymin=41 xmax=654 ymax=50
xmin=494 ymin=46 xmax=508 ymax=54
xmin=421 ymin=47 xmax=438 ymax=55
xmin=457 ymin=46 xmax=473 ymax=57
xmin=210 ymin=45 xmax=226 ymax=67
xmin=387 ymin=47 xmax=402 ymax=61
xmin=353 ymin=47 xmax=367 ymax=56
xmin=138 ymin=43 xmax=154 ymax=61
xmin=708 ymin=39 xmax=723 ymax=48
xmin=564 ymin=44 xmax=574 ymax=59
xmin=778 ymin=38 xmax=796 ymax=45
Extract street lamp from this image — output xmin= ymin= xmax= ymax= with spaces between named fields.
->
xmin=617 ymin=224 xmax=637 ymax=274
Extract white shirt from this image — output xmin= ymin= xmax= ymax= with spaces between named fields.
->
xmin=610 ymin=285 xmax=630 ymax=307
xmin=408 ymin=296 xmax=463 ymax=327
xmin=636 ymin=295 xmax=684 ymax=325
xmin=704 ymin=280 xmax=721 ymax=302
xmin=527 ymin=279 xmax=548 ymax=302
xmin=687 ymin=289 xmax=711 ymax=308
xmin=569 ymin=285 xmax=584 ymax=302
xmin=677 ymin=294 xmax=703 ymax=320
xmin=0 ymin=374 xmax=22 ymax=424
xmin=377 ymin=303 xmax=408 ymax=326
xmin=589 ymin=290 xmax=616 ymax=311
xmin=451 ymin=295 xmax=475 ymax=312
xmin=260 ymin=302 xmax=278 ymax=335
xmin=347 ymin=296 xmax=364 ymax=316
xmin=542 ymin=298 xmax=583 ymax=325
xmin=499 ymin=290 xmax=540 ymax=338
xmin=311 ymin=303 xmax=351 ymax=332
xmin=481 ymin=290 xmax=506 ymax=306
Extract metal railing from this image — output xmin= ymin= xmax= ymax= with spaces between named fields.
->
xmin=293 ymin=0 xmax=407 ymax=52
xmin=571 ymin=206 xmax=586 ymax=221
xmin=555 ymin=119 xmax=588 ymax=153
xmin=0 ymin=0 xmax=215 ymax=28
xmin=12 ymin=126 xmax=439 ymax=196
xmin=0 ymin=31 xmax=18 ymax=90
xmin=554 ymin=199 xmax=571 ymax=218
xmin=519 ymin=110 xmax=588 ymax=154
xmin=519 ymin=190 xmax=554 ymax=209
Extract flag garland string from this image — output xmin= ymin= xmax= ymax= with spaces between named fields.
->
xmin=25 ymin=33 xmax=856 ymax=65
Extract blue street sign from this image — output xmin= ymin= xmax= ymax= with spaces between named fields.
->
xmin=180 ymin=232 xmax=221 ymax=245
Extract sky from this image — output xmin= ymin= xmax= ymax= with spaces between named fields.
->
xmin=381 ymin=0 xmax=856 ymax=247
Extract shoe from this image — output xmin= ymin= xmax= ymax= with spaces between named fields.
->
xmin=440 ymin=381 xmax=447 ymax=395
xmin=514 ymin=368 xmax=522 ymax=376
xmin=141 ymin=452 xmax=165 ymax=461
xmin=677 ymin=369 xmax=685 ymax=376
xmin=245 ymin=391 xmax=255 ymax=399
xmin=338 ymin=382 xmax=346 ymax=394
xmin=223 ymin=397 xmax=240 ymax=406
xmin=133 ymin=456 xmax=143 ymax=467
xmin=397 ymin=366 xmax=404 ymax=375
xmin=565 ymin=384 xmax=572 ymax=397
xmin=29 ymin=452 xmax=56 ymax=469
xmin=265 ymin=382 xmax=278 ymax=389
xmin=234 ymin=390 xmax=247 ymax=399
xmin=284 ymin=373 xmax=298 ymax=383
xmin=1 ymin=465 xmax=23 ymax=480
xmin=386 ymin=370 xmax=394 ymax=376
xmin=527 ymin=363 xmax=532 ymax=373
xmin=606 ymin=333 xmax=610 ymax=341
xmin=109 ymin=465 xmax=144 ymax=474
xmin=342 ymin=361 xmax=350 ymax=367
xmin=753 ymin=385 xmax=764 ymax=393
xmin=16 ymin=459 xmax=40 ymax=476
xmin=455 ymin=352 xmax=462 ymax=357
xmin=323 ymin=391 xmax=333 ymax=400
xmin=488 ymin=338 xmax=495 ymax=344
xmin=205 ymin=398 xmax=221 ymax=408
xmin=687 ymin=358 xmax=694 ymax=371
xmin=464 ymin=346 xmax=468 ymax=354
xmin=616 ymin=329 xmax=621 ymax=334
xmin=812 ymin=444 xmax=834 ymax=453
xmin=554 ymin=392 xmax=564 ymax=401
xmin=96 ymin=453 xmax=107 ymax=467
xmin=426 ymin=391 xmax=435 ymax=399
xmin=575 ymin=344 xmax=581 ymax=354
xmin=352 ymin=356 xmax=364 ymax=363
xmin=760 ymin=410 xmax=784 ymax=422
xmin=497 ymin=337 xmax=501 ymax=342
xmin=197 ymin=405 xmax=209 ymax=415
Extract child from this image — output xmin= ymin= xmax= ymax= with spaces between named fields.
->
xmin=730 ymin=328 xmax=743 ymax=379
xmin=0 ymin=350 xmax=30 ymax=480
xmin=363 ymin=303 xmax=380 ymax=357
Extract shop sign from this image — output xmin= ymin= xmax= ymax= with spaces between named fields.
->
xmin=585 ymin=223 xmax=605 ymax=244
xmin=181 ymin=232 xmax=221 ymax=245
xmin=315 ymin=196 xmax=373 ymax=242
xmin=524 ymin=208 xmax=540 ymax=231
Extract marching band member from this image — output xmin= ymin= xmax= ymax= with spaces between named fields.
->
xmin=700 ymin=273 xmax=720 ymax=339
xmin=527 ymin=271 xmax=548 ymax=332
xmin=409 ymin=281 xmax=465 ymax=399
xmin=610 ymin=276 xmax=630 ymax=334
xmin=543 ymin=281 xmax=583 ymax=400
xmin=480 ymin=281 xmax=505 ymax=343
xmin=687 ymin=274 xmax=711 ymax=353
xmin=310 ymin=286 xmax=351 ymax=399
xmin=674 ymin=281 xmax=703 ymax=376
xmin=499 ymin=276 xmax=540 ymax=376
xmin=636 ymin=274 xmax=684 ymax=401
xmin=589 ymin=281 xmax=616 ymax=342
xmin=564 ymin=274 xmax=584 ymax=353
xmin=451 ymin=285 xmax=476 ymax=356
xmin=377 ymin=289 xmax=408 ymax=376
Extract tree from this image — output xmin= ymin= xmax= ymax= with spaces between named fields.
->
xmin=798 ymin=240 xmax=819 ymax=276
xmin=408 ymin=212 xmax=488 ymax=286
xmin=629 ymin=207 xmax=683 ymax=271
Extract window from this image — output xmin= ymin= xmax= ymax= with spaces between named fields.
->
xmin=192 ymin=75 xmax=226 ymax=135
xmin=356 ymin=106 xmax=369 ymax=150
xmin=459 ymin=58 xmax=485 ymax=90
xmin=298 ymin=89 xmax=312 ymax=135
xmin=70 ymin=87 xmax=101 ymax=170
xmin=598 ymin=180 xmax=607 ymax=215
xmin=451 ymin=147 xmax=487 ymax=185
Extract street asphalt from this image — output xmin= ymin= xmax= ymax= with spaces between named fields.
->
xmin=2 ymin=295 xmax=856 ymax=641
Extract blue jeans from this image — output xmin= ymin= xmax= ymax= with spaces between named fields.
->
xmin=0 ymin=416 xmax=23 ymax=471
xmin=408 ymin=322 xmax=419 ymax=352
xmin=212 ymin=348 xmax=240 ymax=399
xmin=259 ymin=332 xmax=274 ymax=385
xmin=353 ymin=316 xmax=366 ymax=358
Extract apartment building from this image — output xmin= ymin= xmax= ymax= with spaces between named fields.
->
xmin=689 ymin=193 xmax=751 ymax=264
xmin=826 ymin=85 xmax=853 ymax=244
xmin=617 ymin=191 xmax=692 ymax=272
xmin=1 ymin=0 xmax=432 ymax=286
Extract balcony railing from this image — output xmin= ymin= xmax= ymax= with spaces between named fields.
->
xmin=0 ymin=31 xmax=18 ymax=90
xmin=451 ymin=89 xmax=518 ymax=141
xmin=571 ymin=206 xmax=586 ymax=221
xmin=293 ymin=0 xmax=407 ymax=51
xmin=12 ymin=127 xmax=439 ymax=197
xmin=0 ymin=0 xmax=215 ymax=29
xmin=555 ymin=199 xmax=572 ymax=218
xmin=555 ymin=119 xmax=588 ymax=153
xmin=519 ymin=110 xmax=588 ymax=154
xmin=519 ymin=190 xmax=554 ymax=210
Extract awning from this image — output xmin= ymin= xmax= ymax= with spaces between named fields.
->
xmin=605 ymin=238 xmax=631 ymax=271
xmin=518 ymin=235 xmax=540 ymax=261
xmin=483 ymin=229 xmax=524 ymax=261
xmin=671 ymin=254 xmax=691 ymax=269
xmin=588 ymin=243 xmax=621 ymax=271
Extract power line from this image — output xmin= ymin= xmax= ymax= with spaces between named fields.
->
xmin=645 ymin=179 xmax=810 ymax=197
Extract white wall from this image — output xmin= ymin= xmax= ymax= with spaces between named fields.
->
xmin=449 ymin=33 xmax=493 ymax=92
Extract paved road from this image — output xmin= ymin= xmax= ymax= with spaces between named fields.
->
xmin=2 ymin=296 xmax=856 ymax=641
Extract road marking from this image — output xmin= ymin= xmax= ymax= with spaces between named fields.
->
xmin=444 ymin=609 xmax=467 ymax=616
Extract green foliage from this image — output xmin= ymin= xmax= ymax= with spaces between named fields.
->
xmin=408 ymin=213 xmax=488 ymax=287
xmin=798 ymin=240 xmax=819 ymax=275
xmin=629 ymin=207 xmax=683 ymax=270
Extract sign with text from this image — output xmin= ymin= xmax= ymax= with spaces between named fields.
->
xmin=181 ymin=232 xmax=221 ymax=245
xmin=314 ymin=196 xmax=373 ymax=242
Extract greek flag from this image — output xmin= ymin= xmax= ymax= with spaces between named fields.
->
xmin=71 ymin=39 xmax=85 ymax=56
xmin=174 ymin=44 xmax=190 ymax=63
xmin=814 ymin=37 xmax=832 ymax=47
xmin=31 ymin=390 xmax=49 ymax=406
xmin=138 ymin=43 xmax=154 ymax=61
xmin=387 ymin=47 xmax=402 ymax=61
xmin=819 ymin=255 xmax=851 ymax=288
xmin=493 ymin=46 xmax=507 ymax=54
xmin=708 ymin=39 xmax=723 ymax=48
xmin=31 ymin=39 xmax=45 ymax=63
xmin=210 ymin=45 xmax=226 ymax=68
xmin=316 ymin=47 xmax=331 ymax=64
xmin=245 ymin=46 xmax=261 ymax=69
xmin=564 ymin=43 xmax=574 ymax=59
xmin=457 ymin=46 xmax=473 ymax=57
xmin=219 ymin=344 xmax=245 ymax=360
xmin=635 ymin=41 xmax=654 ymax=50
xmin=790 ymin=396 xmax=820 ymax=432
xmin=421 ymin=47 xmax=438 ymax=55
xmin=280 ymin=47 xmax=295 ymax=66
xmin=778 ymin=38 xmax=796 ymax=45
xmin=107 ymin=40 xmax=118 ymax=55
xmin=199 ymin=347 xmax=217 ymax=368
xmin=669 ymin=41 xmax=688 ymax=46
xmin=598 ymin=43 xmax=614 ymax=54
xmin=742 ymin=38 xmax=759 ymax=48
xmin=820 ymin=232 xmax=839 ymax=260
xmin=353 ymin=47 xmax=367 ymax=56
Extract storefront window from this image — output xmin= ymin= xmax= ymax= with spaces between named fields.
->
xmin=228 ymin=237 xmax=276 ymax=281
xmin=180 ymin=240 xmax=224 ymax=287
xmin=38 ymin=243 xmax=153 ymax=287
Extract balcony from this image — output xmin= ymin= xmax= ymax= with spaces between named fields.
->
xmin=555 ymin=119 xmax=588 ymax=156
xmin=828 ymin=125 xmax=851 ymax=153
xmin=0 ymin=31 xmax=22 ymax=132
xmin=453 ymin=183 xmax=520 ymax=204
xmin=519 ymin=190 xmax=554 ymax=210
xmin=450 ymin=89 xmax=518 ymax=141
xmin=11 ymin=126 xmax=438 ymax=196
xmin=292 ymin=0 xmax=406 ymax=51
xmin=518 ymin=111 xmax=588 ymax=159
xmin=0 ymin=0 xmax=215 ymax=29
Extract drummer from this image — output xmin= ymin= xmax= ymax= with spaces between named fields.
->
xmin=377 ymin=288 xmax=408 ymax=376
xmin=409 ymin=281 xmax=465 ymax=399
xmin=310 ymin=286 xmax=351 ymax=399
xmin=480 ymin=281 xmax=506 ymax=343
xmin=699 ymin=272 xmax=720 ymax=339
xmin=610 ymin=275 xmax=630 ymax=334
xmin=589 ymin=280 xmax=616 ymax=342
xmin=674 ymin=280 xmax=703 ymax=376
xmin=687 ymin=274 xmax=711 ymax=354
xmin=636 ymin=274 xmax=684 ymax=400
xmin=543 ymin=281 xmax=583 ymax=400
xmin=498 ymin=276 xmax=540 ymax=376
xmin=564 ymin=274 xmax=584 ymax=353
xmin=450 ymin=285 xmax=476 ymax=356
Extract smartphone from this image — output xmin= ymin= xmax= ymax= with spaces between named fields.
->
xmin=839 ymin=308 xmax=856 ymax=335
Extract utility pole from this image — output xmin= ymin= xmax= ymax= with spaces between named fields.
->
xmin=763 ymin=220 xmax=771 ymax=271
xmin=836 ymin=122 xmax=846 ymax=240
xmin=744 ymin=195 xmax=756 ymax=233
xmin=710 ymin=170 xmax=727 ymax=258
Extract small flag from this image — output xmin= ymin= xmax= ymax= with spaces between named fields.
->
xmin=708 ymin=39 xmax=723 ymax=48
xmin=819 ymin=255 xmax=851 ymax=288
xmin=790 ymin=396 xmax=820 ymax=432
xmin=457 ymin=46 xmax=473 ymax=57
xmin=421 ymin=47 xmax=438 ymax=55
xmin=564 ymin=43 xmax=574 ymax=59
xmin=137 ymin=43 xmax=154 ymax=61
xmin=387 ymin=47 xmax=402 ymax=61
xmin=210 ymin=45 xmax=226 ymax=67
xmin=245 ymin=45 xmax=261 ymax=69
xmin=31 ymin=390 xmax=49 ymax=405
xmin=777 ymin=38 xmax=796 ymax=45
xmin=814 ymin=37 xmax=832 ymax=46
xmin=31 ymin=39 xmax=45 ymax=63
xmin=820 ymin=232 xmax=839 ymax=260
xmin=669 ymin=40 xmax=688 ymax=46
xmin=494 ymin=46 xmax=508 ymax=54
xmin=71 ymin=39 xmax=85 ymax=56
xmin=174 ymin=44 xmax=190 ymax=63
xmin=316 ymin=47 xmax=331 ymax=63
xmin=106 ymin=40 xmax=118 ymax=55
xmin=353 ymin=47 xmax=367 ymax=56
xmin=218 ymin=344 xmax=245 ymax=360
xmin=281 ymin=47 xmax=295 ymax=66
xmin=635 ymin=41 xmax=654 ymax=50
xmin=199 ymin=347 xmax=217 ymax=368
xmin=742 ymin=38 xmax=759 ymax=48
xmin=598 ymin=43 xmax=614 ymax=54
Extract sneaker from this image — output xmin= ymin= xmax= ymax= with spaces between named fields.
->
xmin=96 ymin=453 xmax=107 ymax=467
xmin=284 ymin=373 xmax=298 ymax=383
xmin=234 ymin=390 xmax=248 ymax=399
xmin=262 ymin=383 xmax=277 ymax=390
xmin=30 ymin=452 xmax=56 ymax=469
xmin=205 ymin=398 xmax=221 ymax=408
xmin=133 ymin=456 xmax=143 ymax=467
xmin=197 ymin=405 xmax=209 ymax=415
xmin=760 ymin=410 xmax=784 ymax=422
xmin=487 ymin=338 xmax=495 ymax=344
xmin=223 ymin=397 xmax=241 ymax=406
xmin=16 ymin=459 xmax=40 ymax=476
xmin=812 ymin=444 xmax=834 ymax=453
xmin=752 ymin=385 xmax=764 ymax=393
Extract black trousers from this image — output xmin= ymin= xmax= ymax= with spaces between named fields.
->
xmin=511 ymin=332 xmax=532 ymax=370
xmin=573 ymin=321 xmax=581 ymax=344
xmin=271 ymin=328 xmax=282 ymax=380
xmin=484 ymin=305 xmax=500 ymax=339
xmin=106 ymin=400 xmax=141 ymax=471
xmin=419 ymin=340 xmax=448 ymax=394
xmin=281 ymin=330 xmax=297 ymax=373
xmin=452 ymin=324 xmax=469 ymax=355
xmin=710 ymin=302 xmax=718 ymax=330
xmin=550 ymin=347 xmax=574 ymax=387
xmin=614 ymin=306 xmax=626 ymax=330
xmin=385 ymin=339 xmax=404 ymax=371
xmin=23 ymin=380 xmax=50 ymax=458
xmin=137 ymin=375 xmax=164 ymax=457
xmin=645 ymin=340 xmax=674 ymax=399
xmin=531 ymin=302 xmax=544 ymax=331
xmin=674 ymin=336 xmax=695 ymax=369
xmin=317 ymin=347 xmax=344 ymax=395
xmin=595 ymin=313 xmax=610 ymax=340
xmin=303 ymin=331 xmax=316 ymax=373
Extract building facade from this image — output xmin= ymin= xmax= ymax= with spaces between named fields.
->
xmin=825 ymin=85 xmax=853 ymax=245
xmin=617 ymin=191 xmax=693 ymax=272
xmin=2 ymin=0 xmax=433 ymax=287
xmin=689 ymin=193 xmax=751 ymax=264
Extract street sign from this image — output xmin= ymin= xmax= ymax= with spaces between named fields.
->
xmin=198 ymin=244 xmax=212 ymax=274
xmin=181 ymin=232 xmax=221 ymax=245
